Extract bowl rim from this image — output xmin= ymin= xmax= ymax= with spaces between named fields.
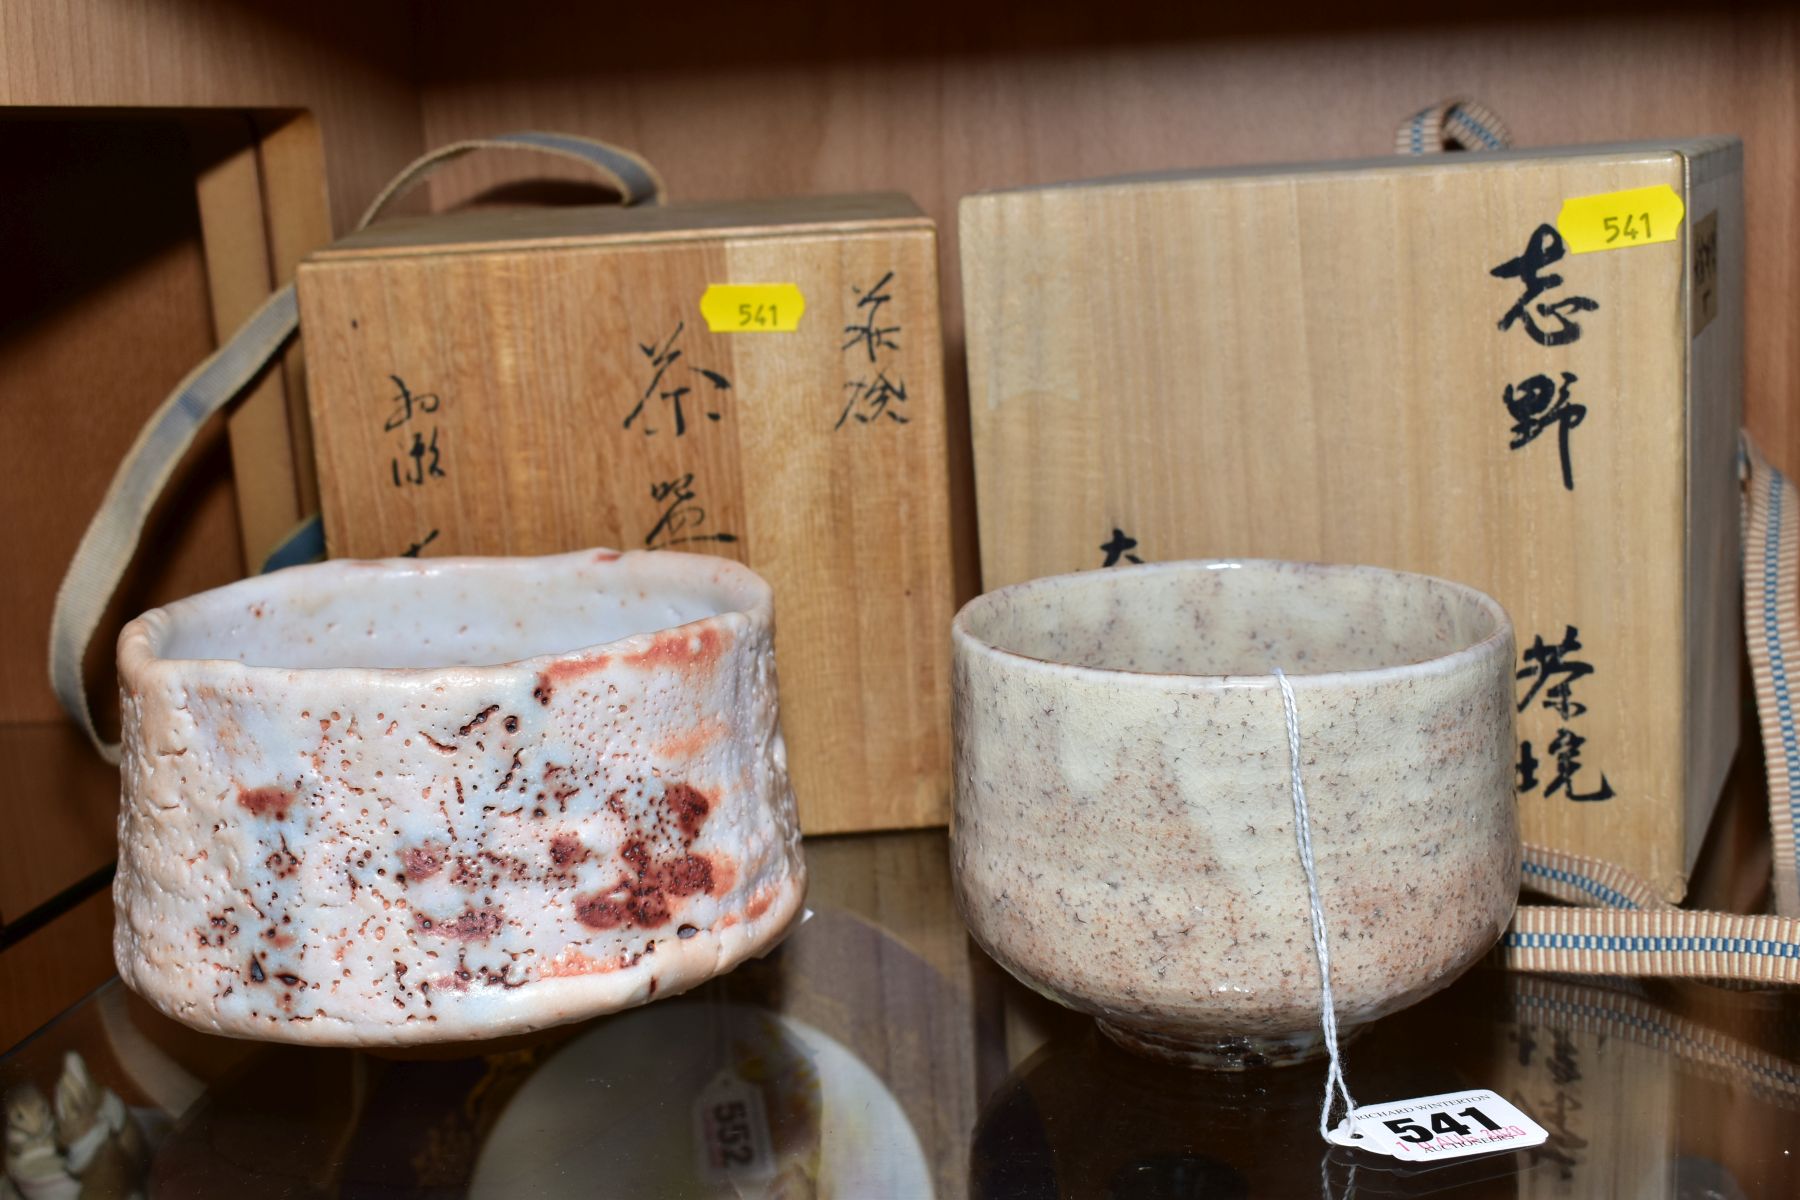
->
xmin=117 ymin=546 xmax=772 ymax=688
xmin=951 ymin=558 xmax=1514 ymax=690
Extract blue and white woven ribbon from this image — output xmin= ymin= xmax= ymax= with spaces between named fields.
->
xmin=47 ymin=131 xmax=664 ymax=763
xmin=1498 ymin=443 xmax=1800 ymax=982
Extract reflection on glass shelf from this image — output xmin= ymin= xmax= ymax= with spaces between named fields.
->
xmin=5 ymin=830 xmax=1800 ymax=1197
xmin=975 ymin=970 xmax=1800 ymax=1197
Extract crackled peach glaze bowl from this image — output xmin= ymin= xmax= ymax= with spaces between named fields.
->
xmin=951 ymin=560 xmax=1518 ymax=1068
xmin=114 ymin=548 xmax=804 ymax=1045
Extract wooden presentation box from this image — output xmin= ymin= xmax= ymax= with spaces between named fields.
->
xmin=961 ymin=139 xmax=1743 ymax=900
xmin=297 ymin=194 xmax=953 ymax=834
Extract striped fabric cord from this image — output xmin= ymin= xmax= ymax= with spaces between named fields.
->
xmin=1506 ymin=976 xmax=1800 ymax=1104
xmin=1744 ymin=438 xmax=1800 ymax=916
xmin=47 ymin=132 xmax=665 ymax=763
xmin=1508 ymin=822 xmax=1800 ymax=981
xmin=1518 ymin=843 xmax=1665 ymax=911
xmin=1495 ymin=449 xmax=1800 ymax=979
xmin=1393 ymin=98 xmax=1514 ymax=155
xmin=1508 ymin=906 xmax=1800 ymax=985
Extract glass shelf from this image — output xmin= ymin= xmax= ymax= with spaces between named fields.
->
xmin=5 ymin=829 xmax=1797 ymax=1198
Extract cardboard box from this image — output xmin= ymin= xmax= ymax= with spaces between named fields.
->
xmin=298 ymin=194 xmax=953 ymax=833
xmin=961 ymin=139 xmax=1743 ymax=899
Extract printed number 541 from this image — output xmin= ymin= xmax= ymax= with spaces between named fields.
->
xmin=737 ymin=303 xmax=778 ymax=328
xmin=1383 ymin=1106 xmax=1504 ymax=1142
xmin=1602 ymin=212 xmax=1652 ymax=244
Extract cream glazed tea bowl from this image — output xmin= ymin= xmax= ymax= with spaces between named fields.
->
xmin=951 ymin=560 xmax=1519 ymax=1068
xmin=113 ymin=548 xmax=804 ymax=1045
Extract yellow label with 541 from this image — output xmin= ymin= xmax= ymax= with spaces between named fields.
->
xmin=1556 ymin=185 xmax=1685 ymax=254
xmin=699 ymin=283 xmax=806 ymax=333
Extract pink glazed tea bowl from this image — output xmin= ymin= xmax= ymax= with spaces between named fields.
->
xmin=113 ymin=548 xmax=804 ymax=1045
xmin=951 ymin=560 xmax=1518 ymax=1068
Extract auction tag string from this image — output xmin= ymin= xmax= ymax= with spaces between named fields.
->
xmin=1272 ymin=667 xmax=1358 ymax=1139
xmin=1276 ymin=667 xmax=1553 ymax=1160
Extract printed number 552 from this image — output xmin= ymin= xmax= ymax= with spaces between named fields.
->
xmin=712 ymin=1101 xmax=755 ymax=1165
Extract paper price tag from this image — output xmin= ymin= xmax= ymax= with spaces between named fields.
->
xmin=692 ymin=1067 xmax=777 ymax=1184
xmin=1556 ymin=184 xmax=1684 ymax=254
xmin=1327 ymin=1089 xmax=1547 ymax=1161
xmin=699 ymin=283 xmax=806 ymax=333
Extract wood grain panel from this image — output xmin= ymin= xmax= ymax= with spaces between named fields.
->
xmin=0 ymin=116 xmax=242 ymax=731
xmin=800 ymin=829 xmax=981 ymax=1197
xmin=0 ymin=0 xmax=423 ymax=235
xmin=0 ymin=723 xmax=117 ymax=921
xmin=255 ymin=110 xmax=336 ymax=517
xmin=298 ymin=198 xmax=955 ymax=833
xmin=188 ymin=113 xmax=304 ymax=568
xmin=0 ymin=889 xmax=115 ymax=1051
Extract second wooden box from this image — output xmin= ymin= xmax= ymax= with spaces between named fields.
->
xmin=961 ymin=139 xmax=1743 ymax=899
xmin=298 ymin=194 xmax=953 ymax=834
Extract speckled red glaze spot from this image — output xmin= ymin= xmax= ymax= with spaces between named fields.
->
xmin=404 ymin=843 xmax=446 ymax=880
xmin=572 ymin=781 xmax=717 ymax=931
xmin=236 ymin=785 xmax=294 ymax=820
xmin=416 ymin=907 xmax=503 ymax=941
xmin=532 ymin=654 xmax=612 ymax=705
xmin=574 ymin=893 xmax=630 ymax=930
xmin=656 ymin=721 xmax=723 ymax=760
xmin=549 ymin=833 xmax=588 ymax=867
xmin=659 ymin=855 xmax=713 ymax=896
xmin=623 ymin=626 xmax=726 ymax=672
xmin=662 ymin=783 xmax=711 ymax=841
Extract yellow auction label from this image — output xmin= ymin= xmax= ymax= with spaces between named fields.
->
xmin=1556 ymin=185 xmax=1685 ymax=254
xmin=699 ymin=283 xmax=805 ymax=333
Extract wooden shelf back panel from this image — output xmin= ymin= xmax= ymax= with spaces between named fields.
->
xmin=412 ymin=3 xmax=1799 ymax=481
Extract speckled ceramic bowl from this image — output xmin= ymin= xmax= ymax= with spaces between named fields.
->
xmin=951 ymin=560 xmax=1518 ymax=1068
xmin=114 ymin=548 xmax=804 ymax=1046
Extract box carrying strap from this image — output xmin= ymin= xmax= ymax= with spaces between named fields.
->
xmin=47 ymin=132 xmax=664 ymax=765
xmin=1500 ymin=442 xmax=1800 ymax=980
xmin=1744 ymin=435 xmax=1800 ymax=917
xmin=1394 ymin=98 xmax=1514 ymax=155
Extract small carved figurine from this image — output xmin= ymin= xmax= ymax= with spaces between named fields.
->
xmin=51 ymin=1053 xmax=147 ymax=1200
xmin=2 ymin=1085 xmax=78 ymax=1200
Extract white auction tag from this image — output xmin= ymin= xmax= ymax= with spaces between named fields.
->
xmin=692 ymin=1067 xmax=777 ymax=1185
xmin=1327 ymin=1089 xmax=1547 ymax=1161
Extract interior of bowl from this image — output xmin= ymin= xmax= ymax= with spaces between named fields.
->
xmin=152 ymin=550 xmax=758 ymax=670
xmin=959 ymin=560 xmax=1504 ymax=677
